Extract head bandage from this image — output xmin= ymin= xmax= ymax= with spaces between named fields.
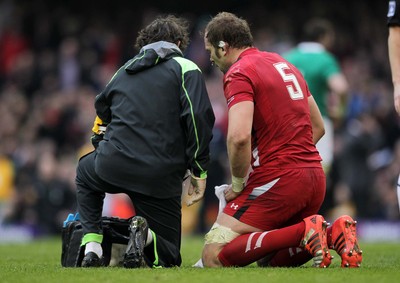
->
xmin=204 ymin=223 xmax=240 ymax=244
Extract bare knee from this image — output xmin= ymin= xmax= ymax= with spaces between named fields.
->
xmin=201 ymin=223 xmax=241 ymax=267
xmin=202 ymin=243 xmax=224 ymax=267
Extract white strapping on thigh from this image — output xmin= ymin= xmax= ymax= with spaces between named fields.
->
xmin=204 ymin=223 xmax=240 ymax=245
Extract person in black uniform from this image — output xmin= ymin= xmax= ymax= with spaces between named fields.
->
xmin=76 ymin=15 xmax=215 ymax=268
xmin=388 ymin=0 xmax=400 ymax=212
xmin=389 ymin=0 xmax=400 ymax=115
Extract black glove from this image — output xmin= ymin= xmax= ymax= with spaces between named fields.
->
xmin=91 ymin=133 xmax=104 ymax=149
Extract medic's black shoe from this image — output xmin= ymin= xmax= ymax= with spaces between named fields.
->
xmin=81 ymin=252 xmax=104 ymax=267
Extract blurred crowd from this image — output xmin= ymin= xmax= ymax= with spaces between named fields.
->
xmin=0 ymin=0 xmax=399 ymax=238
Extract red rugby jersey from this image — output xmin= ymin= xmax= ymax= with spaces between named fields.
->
xmin=223 ymin=48 xmax=322 ymax=180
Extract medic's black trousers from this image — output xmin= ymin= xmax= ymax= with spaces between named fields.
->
xmin=76 ymin=151 xmax=182 ymax=267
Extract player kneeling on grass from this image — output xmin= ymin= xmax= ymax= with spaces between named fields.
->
xmin=198 ymin=12 xmax=362 ymax=268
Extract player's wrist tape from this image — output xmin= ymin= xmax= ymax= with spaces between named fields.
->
xmin=232 ymin=176 xmax=246 ymax=193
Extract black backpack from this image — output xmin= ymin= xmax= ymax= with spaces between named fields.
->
xmin=61 ymin=213 xmax=131 ymax=267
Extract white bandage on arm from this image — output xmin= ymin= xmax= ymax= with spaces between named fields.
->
xmin=204 ymin=223 xmax=240 ymax=245
xmin=232 ymin=176 xmax=246 ymax=193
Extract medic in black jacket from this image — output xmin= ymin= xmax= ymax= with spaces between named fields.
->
xmin=93 ymin=40 xmax=214 ymax=198
xmin=76 ymin=15 xmax=215 ymax=268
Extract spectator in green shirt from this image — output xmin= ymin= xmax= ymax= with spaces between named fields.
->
xmin=283 ymin=18 xmax=348 ymax=172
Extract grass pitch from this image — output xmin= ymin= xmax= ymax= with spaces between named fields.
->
xmin=0 ymin=236 xmax=399 ymax=283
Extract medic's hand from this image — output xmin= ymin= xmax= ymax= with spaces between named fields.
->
xmin=186 ymin=173 xmax=207 ymax=206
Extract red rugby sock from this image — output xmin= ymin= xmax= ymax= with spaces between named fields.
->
xmin=218 ymin=222 xmax=305 ymax=267
xmin=268 ymin=247 xmax=311 ymax=267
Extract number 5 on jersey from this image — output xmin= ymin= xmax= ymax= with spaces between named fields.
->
xmin=273 ymin=62 xmax=304 ymax=100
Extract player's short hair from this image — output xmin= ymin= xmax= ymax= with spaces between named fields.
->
xmin=135 ymin=15 xmax=190 ymax=52
xmin=204 ymin=12 xmax=253 ymax=49
xmin=303 ymin=18 xmax=334 ymax=42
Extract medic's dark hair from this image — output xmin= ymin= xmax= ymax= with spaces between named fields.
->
xmin=135 ymin=14 xmax=190 ymax=52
